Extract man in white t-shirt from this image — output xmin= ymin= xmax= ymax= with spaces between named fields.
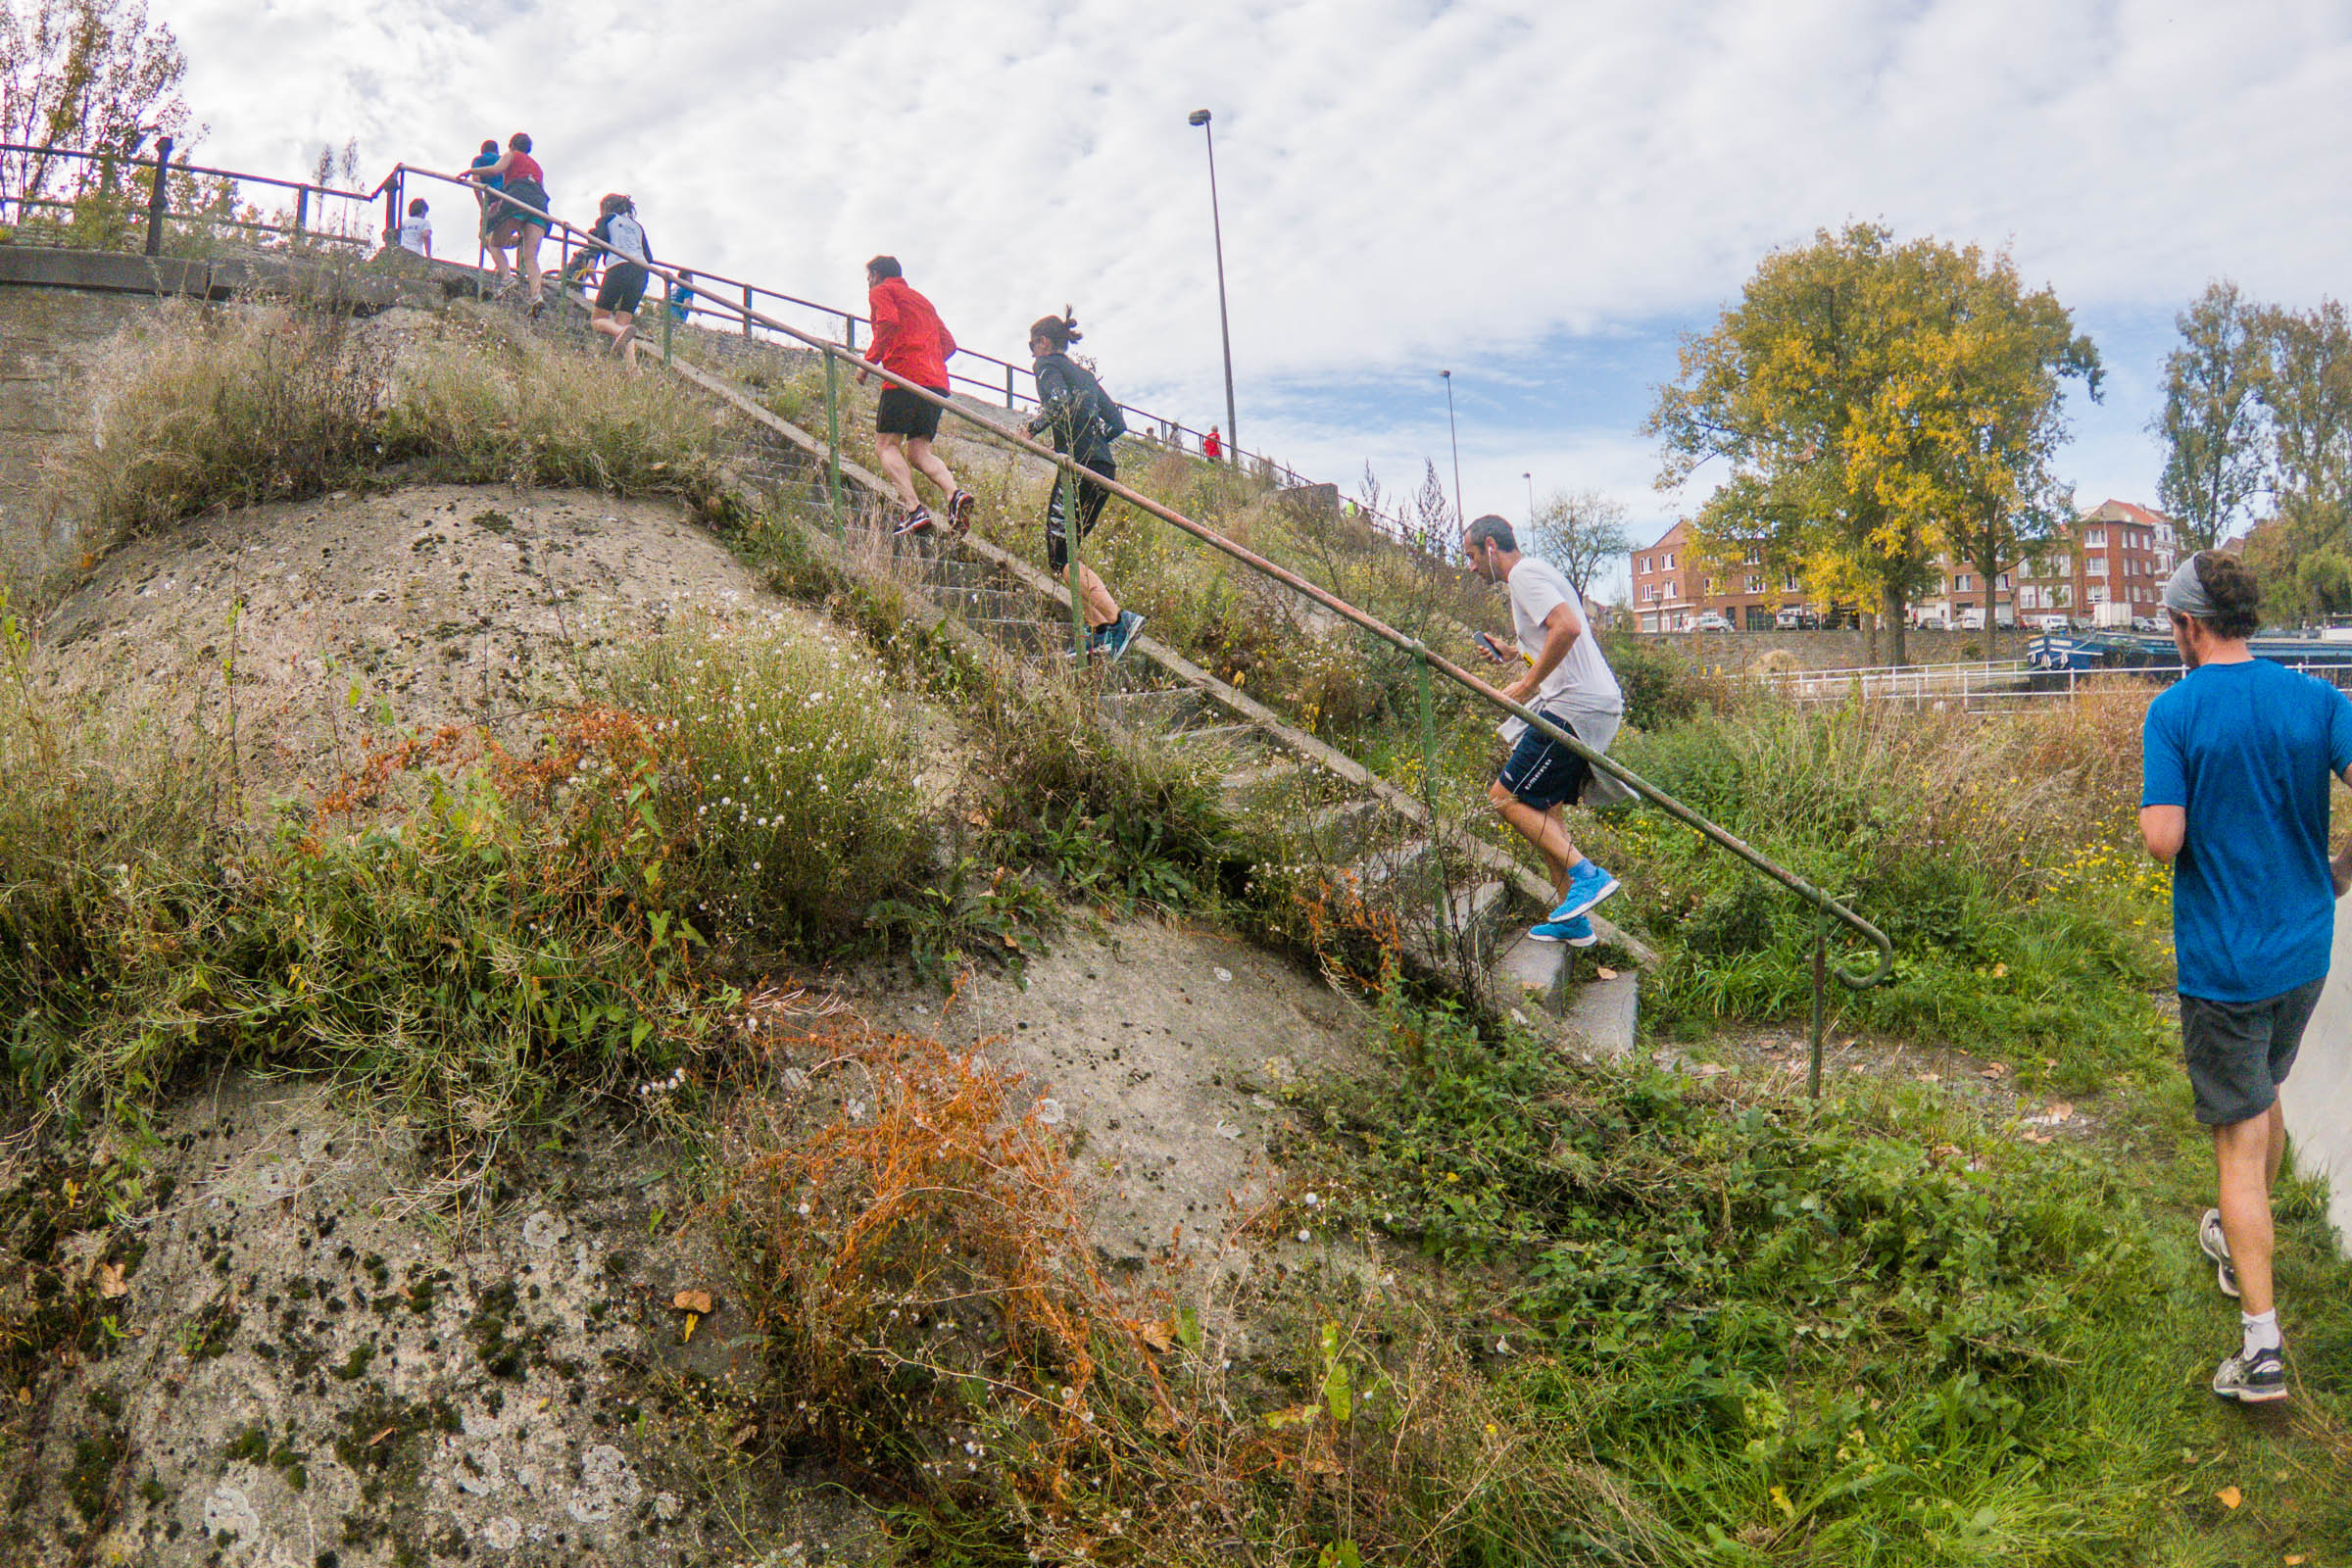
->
xmin=1462 ymin=514 xmax=1627 ymax=947
xmin=392 ymin=198 xmax=432 ymax=258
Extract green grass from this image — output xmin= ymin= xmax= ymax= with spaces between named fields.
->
xmin=1289 ymin=995 xmax=2352 ymax=1565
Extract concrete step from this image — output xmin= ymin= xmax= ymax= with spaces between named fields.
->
xmin=1298 ymin=797 xmax=1392 ymax=858
xmin=1096 ymin=686 xmax=1212 ymax=731
xmin=1493 ymin=930 xmax=1575 ymax=1012
xmin=1219 ymin=760 xmax=1310 ymax=811
xmin=1558 ymin=972 xmax=1640 ymax=1059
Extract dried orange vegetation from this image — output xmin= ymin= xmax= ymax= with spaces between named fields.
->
xmin=712 ymin=1005 xmax=1660 ymax=1565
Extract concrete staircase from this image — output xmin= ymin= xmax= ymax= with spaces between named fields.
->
xmin=498 ymin=292 xmax=1642 ymax=1055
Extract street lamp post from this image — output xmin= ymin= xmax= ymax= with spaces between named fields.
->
xmin=1187 ymin=109 xmax=1239 ymax=466
xmin=1441 ymin=369 xmax=1464 ymax=527
xmin=1522 ymin=471 xmax=1535 ymax=529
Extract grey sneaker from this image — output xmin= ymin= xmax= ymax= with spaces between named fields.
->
xmin=2212 ymin=1345 xmax=2287 ymax=1403
xmin=2198 ymin=1207 xmax=2241 ymax=1299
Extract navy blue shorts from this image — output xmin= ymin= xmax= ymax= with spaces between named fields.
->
xmin=1497 ymin=715 xmax=1592 ymax=810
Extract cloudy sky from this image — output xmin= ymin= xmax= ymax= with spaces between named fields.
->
xmin=168 ymin=0 xmax=2352 ymax=594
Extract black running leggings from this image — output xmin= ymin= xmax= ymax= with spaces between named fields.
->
xmin=1045 ymin=458 xmax=1116 ymax=572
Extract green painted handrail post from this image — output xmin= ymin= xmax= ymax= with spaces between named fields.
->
xmin=824 ymin=351 xmax=842 ymax=531
xmin=1415 ymin=640 xmax=1447 ymax=958
xmin=1064 ymin=466 xmax=1089 ymax=660
xmin=1809 ymin=905 xmax=1828 ymax=1102
xmin=661 ymin=275 xmax=674 ymax=368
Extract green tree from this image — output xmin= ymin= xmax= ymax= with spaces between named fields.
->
xmin=1936 ymin=256 xmax=2101 ymax=659
xmin=2254 ymin=299 xmax=2352 ymax=556
xmin=1647 ymin=222 xmax=2093 ymax=665
xmin=1523 ymin=488 xmax=1632 ymax=600
xmin=0 ymin=0 xmax=191 ymax=224
xmin=2153 ymin=280 xmax=2270 ymax=553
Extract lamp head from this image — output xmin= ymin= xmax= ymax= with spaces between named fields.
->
xmin=1188 ymin=109 xmax=1212 ymax=126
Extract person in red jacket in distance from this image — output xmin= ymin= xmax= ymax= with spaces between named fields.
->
xmin=856 ymin=256 xmax=976 ymax=536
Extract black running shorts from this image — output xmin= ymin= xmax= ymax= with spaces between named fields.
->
xmin=2180 ymin=977 xmax=2323 ymax=1126
xmin=876 ymin=384 xmax=948 ymax=440
xmin=1046 ymin=459 xmax=1116 ymax=571
xmin=595 ymin=262 xmax=648 ymax=314
xmin=1497 ymin=715 xmax=1593 ymax=810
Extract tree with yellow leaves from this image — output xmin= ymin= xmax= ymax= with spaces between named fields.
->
xmin=1648 ymin=222 xmax=2098 ymax=665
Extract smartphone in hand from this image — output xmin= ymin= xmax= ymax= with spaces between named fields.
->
xmin=1474 ymin=630 xmax=1510 ymax=665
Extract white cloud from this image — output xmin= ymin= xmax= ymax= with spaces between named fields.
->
xmin=171 ymin=0 xmax=2352 ymax=573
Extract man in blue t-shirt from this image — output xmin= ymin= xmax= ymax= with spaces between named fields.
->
xmin=2140 ymin=549 xmax=2352 ymax=1406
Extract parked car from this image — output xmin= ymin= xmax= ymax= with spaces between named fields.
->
xmin=2027 ymin=612 xmax=2072 ymax=632
xmin=2132 ymin=615 xmax=2167 ymax=633
xmin=1773 ymin=607 xmax=1820 ymax=630
xmin=1692 ymin=612 xmax=1735 ymax=633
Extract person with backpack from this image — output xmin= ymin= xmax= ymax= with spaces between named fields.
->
xmin=1024 ymin=310 xmax=1142 ymax=662
xmin=467 ymin=133 xmax=551 ymax=309
xmin=855 ymin=256 xmax=975 ymax=536
xmin=583 ymin=193 xmax=653 ymax=367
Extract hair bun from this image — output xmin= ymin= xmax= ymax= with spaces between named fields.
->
xmin=1061 ymin=306 xmax=1082 ymax=342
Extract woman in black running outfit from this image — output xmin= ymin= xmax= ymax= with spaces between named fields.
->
xmin=1025 ymin=310 xmax=1143 ymax=661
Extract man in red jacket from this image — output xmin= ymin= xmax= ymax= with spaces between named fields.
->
xmin=857 ymin=256 xmax=976 ymax=536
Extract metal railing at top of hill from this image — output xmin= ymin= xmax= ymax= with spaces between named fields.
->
xmin=374 ymin=163 xmax=1435 ymax=539
xmin=0 ymin=143 xmax=1436 ymax=554
xmin=0 ymin=141 xmax=385 ymax=252
xmin=401 ymin=167 xmax=1896 ymax=1044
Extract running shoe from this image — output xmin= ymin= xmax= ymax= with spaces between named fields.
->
xmin=1548 ymin=859 xmax=1621 ymax=922
xmin=2199 ymin=1207 xmax=2241 ymax=1299
xmin=1528 ymin=913 xmax=1597 ymax=947
xmin=947 ymin=489 xmax=977 ymax=536
xmin=1100 ymin=611 xmax=1146 ymax=663
xmin=2212 ymin=1345 xmax=2287 ymax=1403
xmin=892 ymin=506 xmax=935 ymax=537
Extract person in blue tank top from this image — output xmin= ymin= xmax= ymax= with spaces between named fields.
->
xmin=2139 ymin=549 xmax=2352 ymax=1406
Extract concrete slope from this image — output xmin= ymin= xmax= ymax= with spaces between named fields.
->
xmin=2288 ymin=903 xmax=2352 ymax=1253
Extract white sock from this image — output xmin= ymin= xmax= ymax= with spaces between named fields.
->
xmin=2241 ymin=1309 xmax=2281 ymax=1357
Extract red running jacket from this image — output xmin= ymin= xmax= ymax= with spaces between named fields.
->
xmin=863 ymin=277 xmax=956 ymax=390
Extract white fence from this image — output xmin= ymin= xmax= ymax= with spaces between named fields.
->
xmin=1754 ymin=658 xmax=2352 ymax=713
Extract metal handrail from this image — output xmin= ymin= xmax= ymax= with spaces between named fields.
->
xmin=401 ymin=166 xmax=1895 ymax=1001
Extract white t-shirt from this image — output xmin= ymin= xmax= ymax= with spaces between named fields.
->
xmin=1499 ymin=554 xmax=1621 ymax=743
xmin=396 ymin=214 xmax=431 ymax=256
xmin=601 ymin=213 xmax=651 ymax=266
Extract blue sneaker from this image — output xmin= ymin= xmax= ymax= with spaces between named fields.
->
xmin=1548 ymin=859 xmax=1620 ymax=922
xmin=1100 ymin=610 xmax=1146 ymax=663
xmin=1529 ymin=913 xmax=1596 ymax=947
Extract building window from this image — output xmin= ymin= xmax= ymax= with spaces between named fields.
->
xmin=1745 ymin=604 xmax=1774 ymax=631
xmin=2085 ymin=526 xmax=2106 ymax=548
xmin=1663 ymin=579 xmax=1675 ymax=599
xmin=1782 ymin=570 xmax=1801 ymax=592
xmin=2086 ymin=557 xmax=2107 ymax=576
xmin=1663 ymin=553 xmax=1675 ymax=570
xmin=1745 ymin=574 xmax=1764 ymax=593
xmin=1640 ymin=556 xmax=1651 ymax=574
xmin=2088 ymin=586 xmax=2109 ymax=604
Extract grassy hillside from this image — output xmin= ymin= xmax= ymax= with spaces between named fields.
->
xmin=3 ymin=300 xmax=2347 ymax=1564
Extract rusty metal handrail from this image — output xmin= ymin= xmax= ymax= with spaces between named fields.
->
xmin=415 ymin=170 xmax=1901 ymax=1004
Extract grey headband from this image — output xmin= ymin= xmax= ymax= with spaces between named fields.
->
xmin=2162 ymin=557 xmax=2213 ymax=619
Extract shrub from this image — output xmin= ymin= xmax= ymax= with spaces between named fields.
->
xmin=594 ymin=616 xmax=927 ymax=953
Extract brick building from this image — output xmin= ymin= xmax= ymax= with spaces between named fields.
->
xmin=2009 ymin=500 xmax=2175 ymax=627
xmin=1627 ymin=520 xmax=1809 ymax=632
xmin=1631 ymin=501 xmax=2181 ymax=635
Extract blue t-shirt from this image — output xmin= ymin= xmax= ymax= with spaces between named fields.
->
xmin=2141 ymin=659 xmax=2352 ymax=1001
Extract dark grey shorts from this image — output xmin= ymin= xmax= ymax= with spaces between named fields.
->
xmin=2180 ymin=977 xmax=2324 ymax=1126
